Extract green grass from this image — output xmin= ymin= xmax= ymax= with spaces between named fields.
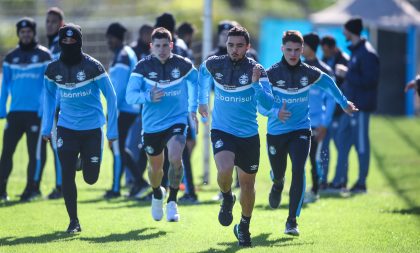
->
xmin=0 ymin=116 xmax=419 ymax=253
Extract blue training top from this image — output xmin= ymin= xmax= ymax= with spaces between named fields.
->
xmin=198 ymin=55 xmax=274 ymax=138
xmin=42 ymin=53 xmax=118 ymax=140
xmin=0 ymin=44 xmax=51 ymax=118
xmin=126 ymin=54 xmax=198 ymax=133
xmin=109 ymin=45 xmax=139 ymax=114
xmin=259 ymin=57 xmax=348 ymax=135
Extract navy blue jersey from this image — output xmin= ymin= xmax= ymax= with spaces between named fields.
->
xmin=260 ymin=58 xmax=348 ymax=135
xmin=199 ymin=55 xmax=274 ymax=138
xmin=0 ymin=44 xmax=51 ymax=118
xmin=126 ymin=54 xmax=198 ymax=133
xmin=42 ymin=53 xmax=118 ymax=140
xmin=109 ymin=45 xmax=139 ymax=114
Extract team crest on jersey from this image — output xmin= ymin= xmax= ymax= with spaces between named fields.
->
xmin=276 ymin=80 xmax=286 ymax=87
xmin=12 ymin=57 xmax=19 ymax=63
xmin=215 ymin=73 xmax=223 ymax=80
xmin=31 ymin=55 xmax=39 ymax=63
xmin=239 ymin=74 xmax=249 ymax=85
xmin=55 ymin=75 xmax=63 ymax=82
xmin=148 ymin=72 xmax=158 ymax=79
xmin=66 ymin=29 xmax=73 ymax=37
xmin=214 ymin=139 xmax=224 ymax=149
xmin=171 ymin=68 xmax=180 ymax=78
xmin=269 ymin=145 xmax=277 ymax=155
xmin=300 ymin=76 xmax=308 ymax=86
xmin=76 ymin=70 xmax=86 ymax=81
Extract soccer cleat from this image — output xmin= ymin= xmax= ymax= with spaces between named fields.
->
xmin=47 ymin=187 xmax=63 ymax=200
xmin=0 ymin=191 xmax=9 ymax=202
xmin=303 ymin=191 xmax=320 ymax=204
xmin=66 ymin=219 xmax=82 ymax=233
xmin=350 ymin=183 xmax=367 ymax=194
xmin=269 ymin=181 xmax=284 ymax=209
xmin=104 ymin=190 xmax=121 ymax=199
xmin=166 ymin=201 xmax=180 ymax=222
xmin=127 ymin=184 xmax=150 ymax=199
xmin=233 ymin=224 xmax=252 ymax=247
xmin=151 ymin=187 xmax=166 ymax=221
xmin=178 ymin=193 xmax=199 ymax=204
xmin=325 ymin=182 xmax=347 ymax=193
xmin=20 ymin=188 xmax=41 ymax=202
xmin=218 ymin=193 xmax=236 ymax=226
xmin=284 ymin=218 xmax=299 ymax=236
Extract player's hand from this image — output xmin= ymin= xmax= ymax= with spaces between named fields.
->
xmin=315 ymin=126 xmax=327 ymax=142
xmin=252 ymin=64 xmax=263 ymax=83
xmin=198 ymin=104 xmax=209 ymax=118
xmin=190 ymin=112 xmax=199 ymax=134
xmin=278 ymin=103 xmax=291 ymax=123
xmin=343 ymin=101 xmax=358 ymax=116
xmin=151 ymin=83 xmax=164 ymax=102
xmin=404 ymin=80 xmax=417 ymax=93
xmin=335 ymin=64 xmax=348 ymax=78
xmin=42 ymin=135 xmax=51 ymax=142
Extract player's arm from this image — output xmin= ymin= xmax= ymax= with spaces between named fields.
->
xmin=0 ymin=63 xmax=11 ymax=119
xmin=252 ymin=64 xmax=274 ymax=110
xmin=197 ymin=62 xmax=213 ymax=118
xmin=187 ymin=67 xmax=199 ymax=131
xmin=41 ymin=76 xmax=58 ymax=139
xmin=96 ymin=72 xmax=118 ymax=141
xmin=110 ymin=63 xmax=131 ymax=107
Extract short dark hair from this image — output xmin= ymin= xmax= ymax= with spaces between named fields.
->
xmin=282 ymin=30 xmax=303 ymax=45
xmin=151 ymin=27 xmax=172 ymax=42
xmin=320 ymin=35 xmax=336 ymax=48
xmin=227 ymin=26 xmax=250 ymax=45
xmin=47 ymin=7 xmax=64 ymax=21
xmin=177 ymin=22 xmax=195 ymax=37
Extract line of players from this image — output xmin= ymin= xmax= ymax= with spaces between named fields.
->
xmin=0 ymin=8 xmax=379 ymax=247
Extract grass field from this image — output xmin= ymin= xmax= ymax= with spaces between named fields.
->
xmin=0 ymin=116 xmax=419 ymax=253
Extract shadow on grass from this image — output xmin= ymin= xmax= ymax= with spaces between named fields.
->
xmin=196 ymin=233 xmax=313 ymax=252
xmin=0 ymin=228 xmax=165 ymax=246
xmin=382 ymin=206 xmax=420 ymax=216
xmin=386 ymin=118 xmax=420 ymax=155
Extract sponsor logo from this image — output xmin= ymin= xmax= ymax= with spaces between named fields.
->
xmin=76 ymin=70 xmax=86 ymax=81
xmin=61 ymin=88 xmax=92 ymax=98
xmin=148 ymin=72 xmax=158 ymax=79
xmin=214 ymin=139 xmax=223 ymax=149
xmin=66 ymin=29 xmax=73 ymax=37
xmin=12 ymin=73 xmax=40 ymax=81
xmin=30 ymin=125 xmax=39 ymax=132
xmin=12 ymin=57 xmax=19 ymax=63
xmin=250 ymin=165 xmax=258 ymax=171
xmin=274 ymin=95 xmax=308 ymax=104
xmin=215 ymin=91 xmax=252 ymax=103
xmin=30 ymin=55 xmax=39 ymax=63
xmin=239 ymin=74 xmax=249 ymax=85
xmin=276 ymin=80 xmax=286 ymax=87
xmin=171 ymin=68 xmax=180 ymax=78
xmin=57 ymin=137 xmax=63 ymax=148
xmin=299 ymin=135 xmax=308 ymax=140
xmin=164 ymin=89 xmax=181 ymax=97
xmin=269 ymin=145 xmax=276 ymax=155
xmin=300 ymin=76 xmax=309 ymax=86
xmin=55 ymin=75 xmax=63 ymax=82
xmin=215 ymin=73 xmax=223 ymax=80
xmin=90 ymin=156 xmax=100 ymax=163
xmin=145 ymin=146 xmax=154 ymax=154
xmin=173 ymin=128 xmax=182 ymax=133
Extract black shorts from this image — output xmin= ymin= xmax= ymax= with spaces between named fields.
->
xmin=211 ymin=129 xmax=260 ymax=174
xmin=143 ymin=124 xmax=187 ymax=156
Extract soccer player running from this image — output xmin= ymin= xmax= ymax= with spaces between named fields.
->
xmin=0 ymin=17 xmax=51 ymax=202
xmin=104 ymin=22 xmax=140 ymax=199
xmin=301 ymin=33 xmax=336 ymax=203
xmin=260 ymin=31 xmax=358 ymax=236
xmin=198 ymin=26 xmax=274 ymax=247
xmin=126 ymin=27 xmax=198 ymax=222
xmin=41 ymin=24 xmax=118 ymax=233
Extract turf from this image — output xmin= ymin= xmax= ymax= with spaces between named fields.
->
xmin=0 ymin=116 xmax=419 ymax=253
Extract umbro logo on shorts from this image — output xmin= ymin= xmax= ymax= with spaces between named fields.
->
xmin=250 ymin=165 xmax=258 ymax=171
xmin=299 ymin=135 xmax=308 ymax=140
xmin=90 ymin=156 xmax=99 ymax=163
xmin=173 ymin=128 xmax=182 ymax=133
xmin=215 ymin=139 xmax=223 ymax=149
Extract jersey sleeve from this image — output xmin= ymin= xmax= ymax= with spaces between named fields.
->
xmin=126 ymin=72 xmax=151 ymax=104
xmin=41 ymin=76 xmax=58 ymax=136
xmin=96 ymin=72 xmax=119 ymax=140
xmin=109 ymin=63 xmax=131 ymax=109
xmin=252 ymin=70 xmax=274 ymax=111
xmin=313 ymin=72 xmax=348 ymax=110
xmin=0 ymin=63 xmax=11 ymax=118
xmin=186 ymin=67 xmax=198 ymax=113
xmin=198 ymin=62 xmax=213 ymax=105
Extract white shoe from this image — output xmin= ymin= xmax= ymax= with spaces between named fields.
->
xmin=151 ymin=187 xmax=166 ymax=221
xmin=303 ymin=191 xmax=319 ymax=204
xmin=166 ymin=201 xmax=180 ymax=222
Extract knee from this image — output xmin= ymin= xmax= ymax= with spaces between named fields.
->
xmin=84 ymin=174 xmax=98 ymax=185
xmin=239 ymin=180 xmax=255 ymax=192
xmin=168 ymin=153 xmax=182 ymax=166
